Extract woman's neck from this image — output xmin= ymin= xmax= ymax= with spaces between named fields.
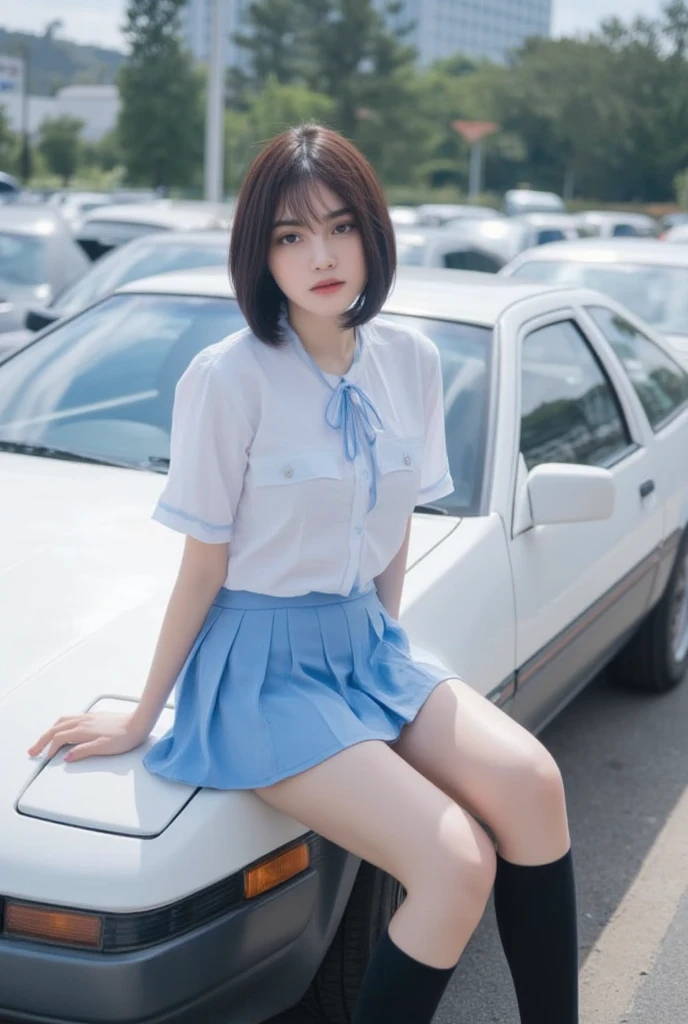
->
xmin=287 ymin=304 xmax=356 ymax=377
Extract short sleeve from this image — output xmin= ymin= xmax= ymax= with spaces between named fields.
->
xmin=418 ymin=342 xmax=454 ymax=504
xmin=152 ymin=354 xmax=252 ymax=544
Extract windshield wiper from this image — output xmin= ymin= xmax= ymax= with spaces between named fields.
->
xmin=414 ymin=503 xmax=450 ymax=516
xmin=0 ymin=440 xmax=168 ymax=473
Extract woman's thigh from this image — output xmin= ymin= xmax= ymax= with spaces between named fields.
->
xmin=394 ymin=679 xmax=570 ymax=863
xmin=254 ymin=738 xmax=493 ymax=892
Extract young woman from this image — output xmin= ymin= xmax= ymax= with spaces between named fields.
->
xmin=29 ymin=124 xmax=579 ymax=1024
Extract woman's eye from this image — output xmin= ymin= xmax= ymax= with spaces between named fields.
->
xmin=278 ymin=233 xmax=300 ymax=245
xmin=334 ymin=223 xmax=355 ymax=234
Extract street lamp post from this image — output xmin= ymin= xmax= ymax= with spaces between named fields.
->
xmin=451 ymin=120 xmax=499 ymax=199
xmin=204 ymin=0 xmax=229 ymax=203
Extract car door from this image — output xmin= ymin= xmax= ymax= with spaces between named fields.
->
xmin=502 ymin=311 xmax=664 ymax=731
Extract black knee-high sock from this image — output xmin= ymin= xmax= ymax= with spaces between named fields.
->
xmin=494 ymin=848 xmax=579 ymax=1024
xmin=353 ymin=927 xmax=455 ymax=1024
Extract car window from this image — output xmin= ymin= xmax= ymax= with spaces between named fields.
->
xmin=0 ymin=232 xmax=48 ymax=289
xmin=0 ymin=293 xmax=245 ymax=464
xmin=442 ymin=250 xmax=502 ymax=273
xmin=509 ymin=259 xmax=688 ymax=335
xmin=587 ymin=306 xmax=688 ymax=429
xmin=535 ymin=229 xmax=565 ymax=246
xmin=51 ymin=239 xmax=228 ymax=318
xmin=520 ymin=320 xmax=632 ymax=471
xmin=611 ymin=224 xmax=638 ymax=237
xmin=383 ymin=314 xmax=493 ymax=516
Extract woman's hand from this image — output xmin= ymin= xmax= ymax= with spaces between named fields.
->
xmin=27 ymin=712 xmax=151 ymax=763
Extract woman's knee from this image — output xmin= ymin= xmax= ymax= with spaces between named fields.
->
xmin=414 ymin=810 xmax=496 ymax=916
xmin=502 ymin=739 xmax=567 ymax=820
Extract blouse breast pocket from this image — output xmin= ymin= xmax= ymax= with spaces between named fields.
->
xmin=375 ymin=435 xmax=424 ymax=514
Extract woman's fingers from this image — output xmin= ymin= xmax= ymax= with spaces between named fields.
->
xmin=28 ymin=717 xmax=85 ymax=756
xmin=64 ymin=738 xmax=109 ymax=763
xmin=45 ymin=728 xmax=90 ymax=760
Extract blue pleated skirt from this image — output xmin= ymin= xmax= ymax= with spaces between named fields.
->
xmin=143 ymin=587 xmax=452 ymax=790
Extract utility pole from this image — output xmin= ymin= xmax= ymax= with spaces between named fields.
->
xmin=204 ymin=0 xmax=229 ymax=202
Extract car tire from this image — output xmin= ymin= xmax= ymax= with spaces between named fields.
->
xmin=609 ymin=529 xmax=688 ymax=693
xmin=298 ymin=860 xmax=405 ymax=1023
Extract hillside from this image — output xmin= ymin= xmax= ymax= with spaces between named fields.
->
xmin=0 ymin=27 xmax=125 ymax=96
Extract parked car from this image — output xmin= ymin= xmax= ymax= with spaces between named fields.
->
xmin=503 ymin=189 xmax=566 ymax=216
xmin=0 ymin=205 xmax=90 ymax=335
xmin=75 ymin=201 xmax=232 ymax=260
xmin=415 ymin=203 xmax=503 ymax=227
xmin=388 ymin=205 xmax=420 ymax=227
xmin=46 ymin=190 xmax=115 ymax=233
xmin=512 ymin=212 xmax=583 ymax=246
xmin=659 ymin=211 xmax=688 ymax=235
xmin=15 ymin=230 xmax=229 ymax=345
xmin=2 ymin=265 xmax=687 ymax=1024
xmin=575 ymin=210 xmax=658 ymax=238
xmin=661 ymin=221 xmax=688 ymax=243
xmin=0 ymin=171 xmax=21 ymax=203
xmin=500 ymin=238 xmax=688 ymax=367
xmin=395 ymin=227 xmax=507 ymax=272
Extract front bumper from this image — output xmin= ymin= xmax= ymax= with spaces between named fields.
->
xmin=0 ymin=836 xmax=359 ymax=1024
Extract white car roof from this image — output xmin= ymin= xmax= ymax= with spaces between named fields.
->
xmin=117 ymin=265 xmax=574 ymax=327
xmin=507 ymin=238 xmax=688 ymax=267
xmin=79 ymin=201 xmax=231 ymax=231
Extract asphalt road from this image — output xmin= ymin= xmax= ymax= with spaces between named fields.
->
xmin=434 ymin=669 xmax=688 ymax=1024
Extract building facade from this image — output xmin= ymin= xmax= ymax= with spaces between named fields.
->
xmin=180 ymin=0 xmax=552 ymax=70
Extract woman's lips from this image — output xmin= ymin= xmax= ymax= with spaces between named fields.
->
xmin=311 ymin=281 xmax=345 ymax=294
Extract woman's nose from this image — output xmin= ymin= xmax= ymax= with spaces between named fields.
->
xmin=312 ymin=238 xmax=336 ymax=270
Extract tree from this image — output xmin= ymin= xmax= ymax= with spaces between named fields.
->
xmin=38 ymin=115 xmax=84 ymax=184
xmin=117 ymin=0 xmax=204 ymax=188
xmin=234 ymin=0 xmax=310 ymax=89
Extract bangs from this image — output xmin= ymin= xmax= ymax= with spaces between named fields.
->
xmin=274 ymin=173 xmax=337 ymax=229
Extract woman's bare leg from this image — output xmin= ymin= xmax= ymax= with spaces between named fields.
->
xmin=255 ymin=738 xmax=496 ymax=969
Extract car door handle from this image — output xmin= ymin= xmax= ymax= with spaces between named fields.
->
xmin=639 ymin=479 xmax=655 ymax=498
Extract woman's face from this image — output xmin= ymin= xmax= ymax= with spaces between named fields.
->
xmin=267 ymin=184 xmax=367 ymax=320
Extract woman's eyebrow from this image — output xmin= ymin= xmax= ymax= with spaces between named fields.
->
xmin=273 ymin=206 xmax=353 ymax=228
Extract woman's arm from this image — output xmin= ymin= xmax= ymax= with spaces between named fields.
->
xmin=29 ymin=537 xmax=229 ymax=762
xmin=374 ymin=517 xmax=412 ymax=620
xmin=129 ymin=536 xmax=229 ymax=734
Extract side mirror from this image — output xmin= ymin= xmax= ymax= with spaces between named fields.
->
xmin=25 ymin=307 xmax=59 ymax=332
xmin=527 ymin=463 xmax=615 ymax=526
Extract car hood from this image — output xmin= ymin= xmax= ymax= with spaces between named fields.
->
xmin=1 ymin=452 xmax=458 ymax=839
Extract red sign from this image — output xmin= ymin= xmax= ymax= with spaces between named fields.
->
xmin=452 ymin=120 xmax=499 ymax=144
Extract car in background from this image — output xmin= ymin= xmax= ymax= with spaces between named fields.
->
xmin=14 ymin=230 xmax=229 ymax=348
xmin=388 ymin=205 xmax=420 ymax=227
xmin=503 ymin=189 xmax=566 ymax=216
xmin=395 ymin=226 xmax=508 ymax=272
xmin=0 ymin=206 xmax=90 ymax=336
xmin=1 ymin=265 xmax=687 ymax=1024
xmin=500 ymin=238 xmax=688 ymax=368
xmin=661 ymin=221 xmax=688 ymax=243
xmin=659 ymin=211 xmax=688 ymax=235
xmin=512 ymin=212 xmax=583 ymax=246
xmin=575 ymin=210 xmax=657 ymax=238
xmin=46 ymin=191 xmax=115 ymax=233
xmin=75 ymin=200 xmax=232 ymax=260
xmin=0 ymin=172 xmax=21 ymax=204
xmin=415 ymin=203 xmax=503 ymax=227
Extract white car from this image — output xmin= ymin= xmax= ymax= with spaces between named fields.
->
xmin=575 ymin=210 xmax=657 ymax=239
xmin=500 ymin=238 xmax=688 ymax=369
xmin=1 ymin=266 xmax=688 ymax=1024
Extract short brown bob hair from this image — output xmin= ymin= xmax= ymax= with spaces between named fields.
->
xmin=229 ymin=123 xmax=396 ymax=345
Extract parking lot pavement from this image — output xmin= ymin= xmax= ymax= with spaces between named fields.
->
xmin=435 ymin=669 xmax=688 ymax=1024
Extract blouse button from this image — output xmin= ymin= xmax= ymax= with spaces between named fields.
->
xmin=283 ymin=466 xmax=294 ymax=479
xmin=403 ymin=454 xmax=412 ymax=466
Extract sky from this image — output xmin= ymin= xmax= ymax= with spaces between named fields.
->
xmin=0 ymin=0 xmax=667 ymax=54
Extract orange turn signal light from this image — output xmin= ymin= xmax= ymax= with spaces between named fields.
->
xmin=5 ymin=902 xmax=103 ymax=949
xmin=244 ymin=843 xmax=310 ymax=900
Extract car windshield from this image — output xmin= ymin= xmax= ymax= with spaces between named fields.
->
xmin=51 ymin=239 xmax=228 ymax=318
xmin=0 ymin=296 xmax=492 ymax=517
xmin=510 ymin=260 xmax=688 ymax=335
xmin=0 ymin=231 xmax=48 ymax=291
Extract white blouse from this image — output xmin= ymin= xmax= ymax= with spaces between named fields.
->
xmin=153 ymin=315 xmax=454 ymax=597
